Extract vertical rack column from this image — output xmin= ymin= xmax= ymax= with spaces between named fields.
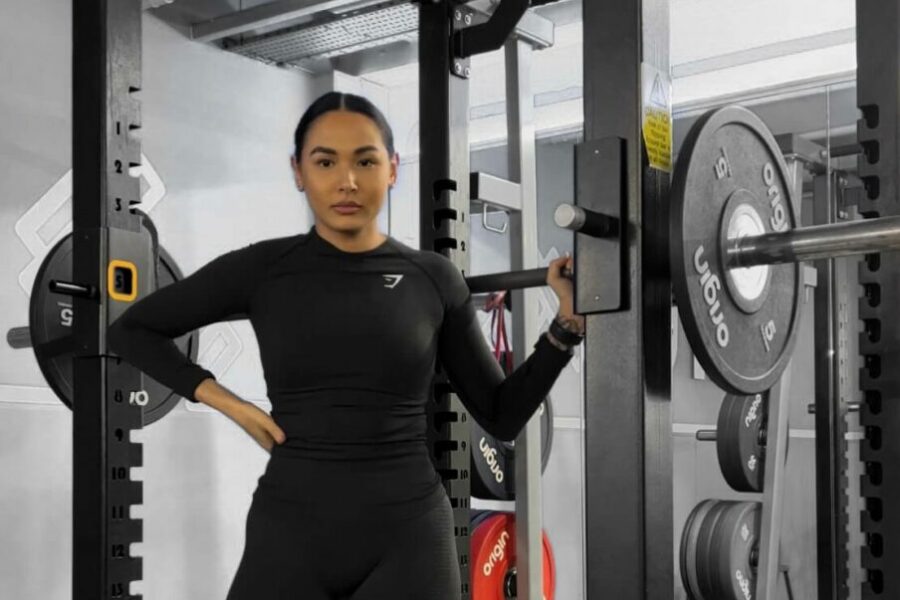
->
xmin=581 ymin=0 xmax=673 ymax=598
xmin=855 ymin=1 xmax=900 ymax=597
xmin=812 ymin=171 xmax=853 ymax=599
xmin=505 ymin=35 xmax=545 ymax=600
xmin=72 ymin=1 xmax=145 ymax=599
xmin=419 ymin=3 xmax=474 ymax=599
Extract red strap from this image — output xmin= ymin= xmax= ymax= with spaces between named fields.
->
xmin=485 ymin=292 xmax=514 ymax=374
xmin=501 ymin=314 xmax=513 ymax=373
xmin=490 ymin=305 xmax=502 ymax=361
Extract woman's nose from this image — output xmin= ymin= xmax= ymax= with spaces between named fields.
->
xmin=337 ymin=167 xmax=358 ymax=192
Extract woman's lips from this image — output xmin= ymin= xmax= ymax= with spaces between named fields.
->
xmin=333 ymin=204 xmax=361 ymax=214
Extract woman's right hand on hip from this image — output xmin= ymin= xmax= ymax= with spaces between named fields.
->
xmin=228 ymin=400 xmax=287 ymax=453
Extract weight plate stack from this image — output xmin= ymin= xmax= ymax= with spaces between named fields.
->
xmin=709 ymin=501 xmax=760 ymax=600
xmin=471 ymin=396 xmax=554 ymax=500
xmin=27 ymin=232 xmax=197 ymax=424
xmin=681 ymin=499 xmax=734 ymax=600
xmin=680 ymin=499 xmax=719 ymax=600
xmin=681 ymin=500 xmax=760 ymax=600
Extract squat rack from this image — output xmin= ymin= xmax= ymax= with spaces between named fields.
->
xmin=420 ymin=2 xmax=673 ymax=599
xmin=69 ymin=2 xmax=564 ymax=598
xmin=66 ymin=1 xmax=900 ymax=599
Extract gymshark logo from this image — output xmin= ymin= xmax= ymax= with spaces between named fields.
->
xmin=382 ymin=274 xmax=404 ymax=289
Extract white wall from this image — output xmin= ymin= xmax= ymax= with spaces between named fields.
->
xmin=367 ymin=0 xmax=857 ymax=145
xmin=0 ymin=4 xmax=320 ymax=599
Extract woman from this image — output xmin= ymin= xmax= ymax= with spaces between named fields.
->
xmin=107 ymin=91 xmax=585 ymax=600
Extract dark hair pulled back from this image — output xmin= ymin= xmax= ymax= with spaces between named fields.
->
xmin=293 ymin=91 xmax=396 ymax=160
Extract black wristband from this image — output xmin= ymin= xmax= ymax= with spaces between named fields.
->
xmin=549 ymin=317 xmax=584 ymax=347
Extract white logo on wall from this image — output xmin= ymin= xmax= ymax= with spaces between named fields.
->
xmin=15 ymin=154 xmax=166 ymax=294
xmin=649 ymin=73 xmax=669 ymax=109
xmin=15 ymin=155 xmax=246 ymax=408
xmin=382 ymin=274 xmax=404 ymax=289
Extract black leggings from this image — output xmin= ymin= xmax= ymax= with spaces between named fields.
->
xmin=225 ymin=492 xmax=461 ymax=600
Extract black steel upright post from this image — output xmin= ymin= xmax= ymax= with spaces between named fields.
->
xmin=73 ymin=1 xmax=145 ymax=598
xmin=581 ymin=1 xmax=673 ymax=598
xmin=419 ymin=3 xmax=474 ymax=599
xmin=813 ymin=172 xmax=852 ymax=599
xmin=855 ymin=1 xmax=900 ymax=597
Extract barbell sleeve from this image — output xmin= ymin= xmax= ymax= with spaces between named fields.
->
xmin=807 ymin=401 xmax=862 ymax=415
xmin=695 ymin=430 xmax=717 ymax=442
xmin=49 ymin=279 xmax=98 ymax=300
xmin=726 ymin=215 xmax=900 ymax=268
xmin=554 ymin=203 xmax=618 ymax=238
xmin=7 ymin=326 xmax=32 ymax=349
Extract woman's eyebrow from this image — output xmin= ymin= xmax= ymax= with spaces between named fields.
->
xmin=309 ymin=146 xmax=336 ymax=156
xmin=309 ymin=145 xmax=379 ymax=156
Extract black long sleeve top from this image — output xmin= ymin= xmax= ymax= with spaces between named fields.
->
xmin=107 ymin=225 xmax=573 ymax=517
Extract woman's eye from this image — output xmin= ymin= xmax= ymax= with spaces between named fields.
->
xmin=359 ymin=158 xmax=378 ymax=167
xmin=317 ymin=159 xmax=333 ymax=167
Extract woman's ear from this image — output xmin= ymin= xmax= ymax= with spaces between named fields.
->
xmin=290 ymin=155 xmax=304 ymax=191
xmin=389 ymin=152 xmax=399 ymax=187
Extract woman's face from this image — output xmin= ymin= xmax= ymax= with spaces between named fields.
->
xmin=291 ymin=110 xmax=398 ymax=236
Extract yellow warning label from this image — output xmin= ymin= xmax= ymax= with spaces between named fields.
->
xmin=642 ymin=64 xmax=672 ymax=172
xmin=642 ymin=107 xmax=672 ymax=172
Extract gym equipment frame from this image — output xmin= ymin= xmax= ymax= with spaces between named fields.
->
xmin=64 ymin=1 xmax=900 ymax=599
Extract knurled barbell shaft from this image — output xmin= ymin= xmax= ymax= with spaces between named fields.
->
xmin=464 ymin=266 xmax=574 ymax=294
xmin=726 ymin=215 xmax=900 ymax=268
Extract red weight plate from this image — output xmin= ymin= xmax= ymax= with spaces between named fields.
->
xmin=470 ymin=512 xmax=556 ymax=600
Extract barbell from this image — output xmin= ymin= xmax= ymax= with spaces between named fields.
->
xmin=556 ymin=104 xmax=900 ymax=395
xmin=13 ymin=105 xmax=895 ymax=407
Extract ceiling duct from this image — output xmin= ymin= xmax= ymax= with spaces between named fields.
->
xmin=142 ymin=0 xmax=177 ymax=8
xmin=205 ymin=0 xmax=553 ymax=74
xmin=220 ymin=1 xmax=418 ymax=68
